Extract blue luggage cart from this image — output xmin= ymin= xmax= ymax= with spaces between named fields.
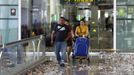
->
xmin=72 ymin=37 xmax=90 ymax=65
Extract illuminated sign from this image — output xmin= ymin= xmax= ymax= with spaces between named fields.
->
xmin=76 ymin=15 xmax=84 ymax=21
xmin=11 ymin=8 xmax=16 ymax=16
xmin=128 ymin=7 xmax=134 ymax=14
xmin=64 ymin=0 xmax=94 ymax=2
xmin=93 ymin=29 xmax=96 ymax=32
xmin=92 ymin=21 xmax=95 ymax=25
xmin=118 ymin=8 xmax=125 ymax=17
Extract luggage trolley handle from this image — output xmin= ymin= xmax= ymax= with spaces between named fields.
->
xmin=75 ymin=35 xmax=87 ymax=39
xmin=78 ymin=36 xmax=89 ymax=41
xmin=78 ymin=35 xmax=87 ymax=38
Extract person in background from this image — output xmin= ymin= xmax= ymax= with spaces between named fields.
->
xmin=65 ymin=19 xmax=74 ymax=62
xmin=51 ymin=17 xmax=71 ymax=67
xmin=75 ymin=20 xmax=89 ymax=38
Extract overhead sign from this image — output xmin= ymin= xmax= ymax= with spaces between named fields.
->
xmin=64 ymin=0 xmax=94 ymax=2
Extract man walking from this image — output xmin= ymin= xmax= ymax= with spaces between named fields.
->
xmin=51 ymin=17 xmax=70 ymax=67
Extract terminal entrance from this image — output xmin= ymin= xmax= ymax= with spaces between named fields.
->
xmin=59 ymin=0 xmax=113 ymax=50
xmin=20 ymin=0 xmax=114 ymax=51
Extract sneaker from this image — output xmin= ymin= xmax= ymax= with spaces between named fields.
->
xmin=60 ymin=63 xmax=65 ymax=67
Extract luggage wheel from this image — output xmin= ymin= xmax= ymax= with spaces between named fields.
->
xmin=87 ymin=57 xmax=90 ymax=65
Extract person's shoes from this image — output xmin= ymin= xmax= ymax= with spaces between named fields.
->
xmin=60 ymin=63 xmax=65 ymax=67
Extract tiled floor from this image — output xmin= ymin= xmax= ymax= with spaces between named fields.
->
xmin=26 ymin=53 xmax=134 ymax=75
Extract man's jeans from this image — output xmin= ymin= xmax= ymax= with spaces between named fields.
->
xmin=54 ymin=41 xmax=67 ymax=64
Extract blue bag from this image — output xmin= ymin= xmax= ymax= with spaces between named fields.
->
xmin=73 ymin=37 xmax=89 ymax=56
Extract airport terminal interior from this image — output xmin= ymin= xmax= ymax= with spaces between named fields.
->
xmin=0 ymin=0 xmax=134 ymax=75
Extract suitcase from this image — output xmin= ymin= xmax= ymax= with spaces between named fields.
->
xmin=72 ymin=37 xmax=90 ymax=65
xmin=73 ymin=37 xmax=89 ymax=56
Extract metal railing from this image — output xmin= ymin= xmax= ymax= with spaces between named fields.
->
xmin=0 ymin=35 xmax=46 ymax=75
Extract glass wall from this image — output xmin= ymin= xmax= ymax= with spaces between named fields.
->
xmin=32 ymin=0 xmax=50 ymax=35
xmin=0 ymin=0 xmax=19 ymax=44
xmin=116 ymin=0 xmax=134 ymax=52
xmin=21 ymin=0 xmax=61 ymax=37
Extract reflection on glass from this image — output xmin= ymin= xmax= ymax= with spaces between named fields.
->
xmin=117 ymin=0 xmax=134 ymax=5
xmin=0 ymin=20 xmax=18 ymax=44
xmin=0 ymin=36 xmax=45 ymax=75
xmin=127 ymin=0 xmax=134 ymax=4
xmin=117 ymin=6 xmax=127 ymax=18
xmin=117 ymin=20 xmax=134 ymax=50
xmin=116 ymin=1 xmax=134 ymax=51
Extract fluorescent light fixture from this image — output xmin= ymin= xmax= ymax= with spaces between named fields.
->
xmin=113 ymin=0 xmax=116 ymax=50
xmin=32 ymin=8 xmax=39 ymax=11
xmin=105 ymin=12 xmax=109 ymax=18
xmin=63 ymin=9 xmax=66 ymax=12
xmin=98 ymin=10 xmax=100 ymax=20
xmin=88 ymin=3 xmax=91 ymax=5
xmin=18 ymin=0 xmax=21 ymax=40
